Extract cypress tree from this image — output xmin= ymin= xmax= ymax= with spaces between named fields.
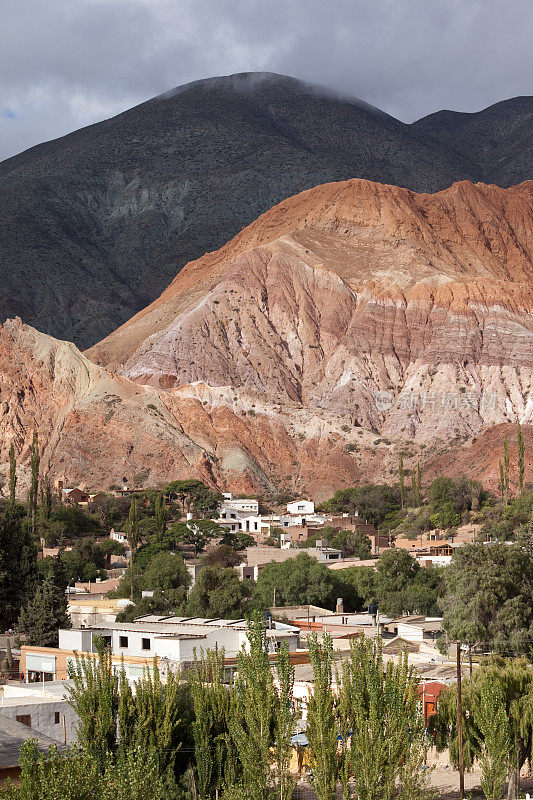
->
xmin=0 ymin=503 xmax=37 ymax=630
xmin=416 ymin=462 xmax=422 ymax=506
xmin=517 ymin=422 xmax=525 ymax=496
xmin=40 ymin=474 xmax=52 ymax=521
xmin=8 ymin=442 xmax=17 ymax=505
xmin=17 ymin=577 xmax=70 ymax=647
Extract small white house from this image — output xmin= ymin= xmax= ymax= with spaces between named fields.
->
xmin=286 ymin=500 xmax=315 ymax=515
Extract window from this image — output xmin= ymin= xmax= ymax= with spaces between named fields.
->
xmin=119 ymin=636 xmax=128 ymax=648
xmin=54 ymin=712 xmax=60 ymax=724
xmin=102 ymin=636 xmax=112 ymax=649
xmin=141 ymin=638 xmax=151 ymax=651
xmin=16 ymin=715 xmax=31 ymax=727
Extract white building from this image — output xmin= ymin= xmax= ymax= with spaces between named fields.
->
xmin=219 ymin=498 xmax=260 ymax=516
xmin=0 ymin=683 xmax=78 ymax=745
xmin=286 ymin=500 xmax=315 ymax=515
xmin=58 ymin=616 xmax=300 ymax=673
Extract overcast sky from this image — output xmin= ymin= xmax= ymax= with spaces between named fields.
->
xmin=1 ymin=0 xmax=531 ymax=161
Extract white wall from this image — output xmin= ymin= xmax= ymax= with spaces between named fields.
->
xmin=287 ymin=501 xmax=314 ymax=515
xmin=397 ymin=623 xmax=425 ymax=642
xmin=59 ymin=628 xmax=95 ymax=652
xmin=0 ymin=699 xmax=78 ymax=745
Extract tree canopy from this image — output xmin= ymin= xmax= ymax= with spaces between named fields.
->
xmin=441 ymin=542 xmax=533 ymax=652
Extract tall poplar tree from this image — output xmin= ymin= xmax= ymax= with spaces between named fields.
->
xmin=503 ymin=433 xmax=510 ymax=504
xmin=8 ymin=443 xmax=17 ymax=505
xmin=516 ymin=422 xmax=525 ymax=496
xmin=28 ymin=432 xmax=40 ymax=537
xmin=127 ymin=498 xmax=141 ymax=600
xmin=274 ymin=643 xmax=296 ymax=800
xmin=339 ymin=638 xmax=427 ymax=800
xmin=155 ymin=492 xmax=167 ymax=542
xmin=306 ymin=634 xmax=338 ymax=800
xmin=398 ymin=454 xmax=405 ymax=509
xmin=227 ymin=615 xmax=276 ymax=800
xmin=476 ymin=685 xmax=511 ymax=800
xmin=499 ymin=459 xmax=505 ymax=502
xmin=189 ymin=648 xmax=236 ymax=799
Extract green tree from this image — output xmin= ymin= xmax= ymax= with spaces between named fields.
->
xmin=431 ymin=656 xmax=533 ymax=800
xmin=203 ymin=543 xmax=242 ymax=567
xmin=441 ymin=543 xmax=533 ymax=653
xmin=39 ymin=474 xmax=53 ymax=522
xmin=220 ymin=529 xmax=255 ymax=551
xmin=398 ymin=453 xmax=405 ymax=509
xmin=0 ymin=500 xmax=37 ymax=629
xmin=517 ymin=422 xmax=525 ymax=496
xmin=154 ymin=492 xmax=167 ymax=542
xmin=8 ymin=442 xmax=17 ymax=505
xmin=253 ymin=553 xmax=340 ymax=610
xmin=127 ymin=498 xmax=141 ymax=599
xmin=274 ymin=643 xmax=296 ymax=800
xmin=306 ymin=634 xmax=338 ymax=800
xmin=187 ymin=565 xmax=252 ymax=618
xmin=117 ymin=658 xmax=186 ymax=780
xmin=189 ymin=648 xmax=235 ymax=799
xmin=339 ymin=638 xmax=427 ymax=800
xmin=504 ymin=433 xmax=510 ymax=504
xmin=140 ymin=551 xmax=190 ymax=593
xmin=18 ymin=577 xmax=70 ymax=647
xmin=2 ymin=739 xmax=167 ymax=800
xmin=227 ymin=614 xmax=276 ymax=799
xmin=170 ymin=518 xmax=224 ymax=554
xmin=28 ymin=432 xmax=40 ymax=538
xmin=325 ymin=484 xmax=402 ymax=528
xmin=415 ymin=462 xmax=422 ymax=506
xmin=66 ymin=638 xmax=121 ymax=767
xmin=476 ymin=684 xmax=511 ymax=800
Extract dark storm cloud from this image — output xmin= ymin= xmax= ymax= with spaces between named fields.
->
xmin=1 ymin=0 xmax=531 ymax=160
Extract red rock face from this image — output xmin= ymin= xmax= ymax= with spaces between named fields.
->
xmin=88 ymin=179 xmax=533 ymax=448
xmin=2 ymin=178 xmax=532 ymax=499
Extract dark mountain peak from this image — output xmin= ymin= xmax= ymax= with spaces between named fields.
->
xmin=411 ymin=95 xmax=532 ymax=187
xmin=155 ymin=70 xmax=389 ymax=118
xmin=0 ymin=74 xmax=530 ymax=348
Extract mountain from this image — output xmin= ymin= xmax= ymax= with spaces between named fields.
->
xmin=85 ymin=177 xmax=532 ymax=494
xmin=2 ymin=72 xmax=530 ymax=347
xmin=1 ymin=177 xmax=531 ymax=497
xmin=411 ymin=96 xmax=533 ymax=188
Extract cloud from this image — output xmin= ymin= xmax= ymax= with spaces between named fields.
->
xmin=1 ymin=0 xmax=531 ymax=160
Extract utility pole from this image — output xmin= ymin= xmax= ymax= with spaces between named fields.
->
xmin=456 ymin=642 xmax=465 ymax=800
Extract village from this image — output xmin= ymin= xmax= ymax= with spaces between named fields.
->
xmin=1 ymin=475 xmax=519 ymax=798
